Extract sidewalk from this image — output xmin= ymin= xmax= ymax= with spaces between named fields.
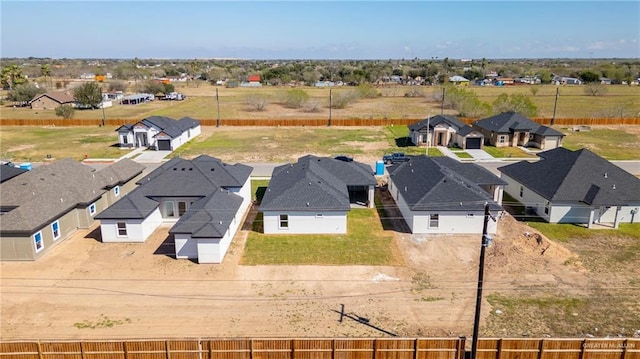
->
xmin=437 ymin=146 xmax=496 ymax=162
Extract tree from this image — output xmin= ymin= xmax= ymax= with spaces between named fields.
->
xmin=578 ymin=70 xmax=600 ymax=83
xmin=55 ymin=105 xmax=75 ymax=119
xmin=40 ymin=64 xmax=52 ymax=87
xmin=7 ymin=83 xmax=45 ymax=104
xmin=283 ymin=89 xmax=309 ymax=109
xmin=442 ymin=86 xmax=491 ymax=117
xmin=492 ymin=93 xmax=538 ymax=117
xmin=245 ymin=93 xmax=270 ymax=111
xmin=584 ymin=82 xmax=608 ymax=96
xmin=331 ymin=90 xmax=360 ymax=109
xmin=1 ymin=65 xmax=27 ymax=90
xmin=529 ymin=86 xmax=540 ymax=96
xmin=73 ymin=82 xmax=103 ymax=109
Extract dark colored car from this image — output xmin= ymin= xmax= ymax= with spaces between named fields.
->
xmin=382 ymin=152 xmax=410 ymax=164
xmin=334 ymin=155 xmax=354 ymax=162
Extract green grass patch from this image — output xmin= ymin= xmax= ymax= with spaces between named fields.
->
xmin=74 ymin=314 xmax=131 ymax=329
xmin=251 ymin=179 xmax=270 ymax=202
xmin=242 ymin=208 xmax=402 ymax=265
xmin=483 ymin=146 xmax=535 ymax=158
xmin=527 ymin=222 xmax=640 ymax=242
xmin=454 ymin=151 xmax=473 ymax=159
xmin=562 ymin=128 xmax=640 ymax=160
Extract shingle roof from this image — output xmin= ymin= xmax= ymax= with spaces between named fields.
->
xmin=170 ymin=188 xmax=243 ymax=238
xmin=408 ymin=115 xmax=479 ymax=137
xmin=1 ymin=166 xmax=28 ymax=183
xmin=0 ymin=159 xmax=130 ymax=234
xmin=139 ymin=116 xmax=200 ymax=138
xmin=498 ymin=147 xmax=640 ymax=205
xmin=28 ymin=91 xmax=75 ymax=105
xmin=260 ymin=155 xmax=375 ymax=211
xmin=97 ymin=159 xmax=145 ymax=188
xmin=473 ymin=111 xmax=564 ymax=137
xmin=388 ymin=156 xmax=503 ymax=211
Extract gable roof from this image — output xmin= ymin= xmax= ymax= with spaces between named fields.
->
xmin=169 ymin=188 xmax=243 ymax=238
xmin=1 ymin=166 xmax=28 ymax=183
xmin=498 ymin=147 xmax=640 ymax=205
xmin=449 ymin=75 xmax=469 ymax=82
xmin=28 ymin=91 xmax=75 ymax=105
xmin=388 ymin=156 xmax=504 ymax=212
xmin=0 ymin=159 xmax=135 ymax=234
xmin=132 ymin=116 xmax=200 ymax=138
xmin=473 ymin=111 xmax=564 ymax=137
xmin=98 ymin=155 xmax=252 ymax=220
xmin=409 ymin=115 xmax=480 ymax=138
xmin=97 ymin=159 xmax=145 ymax=188
xmin=260 ymin=155 xmax=375 ymax=212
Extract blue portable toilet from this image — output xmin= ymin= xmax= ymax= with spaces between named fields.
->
xmin=375 ymin=160 xmax=385 ymax=176
xmin=19 ymin=162 xmax=32 ymax=171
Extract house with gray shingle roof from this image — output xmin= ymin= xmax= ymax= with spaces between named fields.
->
xmin=409 ymin=115 xmax=484 ymax=150
xmin=387 ymin=156 xmax=505 ymax=234
xmin=117 ymin=115 xmax=201 ymax=151
xmin=28 ymin=91 xmax=77 ymax=110
xmin=260 ymin=155 xmax=375 ymax=234
xmin=0 ymin=158 xmax=144 ymax=261
xmin=96 ymin=155 xmax=252 ymax=263
xmin=498 ymin=147 xmax=640 ymax=227
xmin=472 ymin=111 xmax=564 ymax=150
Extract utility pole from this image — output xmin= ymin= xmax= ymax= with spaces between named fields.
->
xmin=441 ymin=87 xmax=445 ymax=115
xmin=100 ymin=88 xmax=106 ymax=127
xmin=328 ymin=88 xmax=332 ymax=127
xmin=471 ymin=203 xmax=493 ymax=359
xmin=216 ymin=88 xmax=221 ymax=127
xmin=551 ymin=87 xmax=559 ymax=126
xmin=425 ymin=111 xmax=431 ymax=156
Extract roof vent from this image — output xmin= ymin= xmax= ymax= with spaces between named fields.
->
xmin=404 ymin=186 xmax=407 ymax=192
xmin=612 ymin=184 xmax=616 ymax=190
xmin=309 ymin=182 xmax=312 ymax=186
xmin=173 ymin=168 xmax=177 ymax=171
xmin=411 ymin=169 xmax=414 ymax=173
xmin=189 ymin=168 xmax=193 ymax=171
xmin=181 ymin=168 xmax=185 ymax=171
xmin=219 ymin=221 xmax=223 ymax=225
xmin=604 ymin=173 xmax=608 ymax=178
xmin=306 ymin=202 xmax=310 ymax=206
xmin=210 ymin=168 xmax=214 ymax=171
xmin=60 ymin=198 xmax=64 ymax=202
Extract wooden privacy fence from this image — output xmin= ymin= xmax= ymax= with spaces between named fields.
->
xmin=1 ymin=117 xmax=639 ymax=127
xmin=1 ymin=338 xmax=639 ymax=359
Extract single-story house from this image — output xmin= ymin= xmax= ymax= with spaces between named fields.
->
xmin=260 ymin=155 xmax=376 ymax=234
xmin=121 ymin=93 xmax=154 ymax=105
xmin=28 ymin=91 xmax=76 ymax=110
xmin=498 ymin=147 xmax=640 ymax=228
xmin=0 ymin=158 xmax=144 ymax=261
xmin=1 ymin=165 xmax=28 ymax=183
xmin=408 ymin=115 xmax=484 ymax=150
xmin=449 ymin=75 xmax=470 ymax=86
xmin=387 ymin=156 xmax=505 ymax=234
xmin=96 ymin=155 xmax=253 ymax=264
xmin=552 ymin=76 xmax=583 ymax=85
xmin=472 ymin=111 xmax=564 ymax=150
xmin=116 ymin=115 xmax=201 ymax=151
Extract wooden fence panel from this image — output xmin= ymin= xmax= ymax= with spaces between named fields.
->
xmin=374 ymin=339 xmax=414 ymax=359
xmin=583 ymin=339 xmax=627 ymax=359
xmin=81 ymin=341 xmax=125 ymax=359
xmin=334 ymin=339 xmax=375 ymax=359
xmin=207 ymin=339 xmax=250 ymax=359
xmin=292 ymin=339 xmax=332 ymax=359
xmin=167 ymin=340 xmax=201 ymax=359
xmin=540 ymin=339 xmax=583 ymax=359
xmin=124 ymin=341 xmax=166 ymax=359
xmin=475 ymin=339 xmax=500 ymax=359
xmin=0 ymin=342 xmax=39 ymax=359
xmin=40 ymin=342 xmax=82 ymax=359
xmin=415 ymin=339 xmax=461 ymax=359
xmin=623 ymin=339 xmax=640 ymax=359
xmin=251 ymin=339 xmax=291 ymax=359
xmin=497 ymin=339 xmax=540 ymax=359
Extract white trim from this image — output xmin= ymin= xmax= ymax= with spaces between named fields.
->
xmin=114 ymin=186 xmax=120 ymax=196
xmin=116 ymin=222 xmax=128 ymax=237
xmin=51 ymin=220 xmax=61 ymax=240
xmin=89 ymin=203 xmax=97 ymax=216
xmin=279 ymin=214 xmax=289 ymax=229
xmin=34 ymin=231 xmax=44 ymax=253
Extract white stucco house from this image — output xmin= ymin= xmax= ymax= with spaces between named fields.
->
xmin=116 ymin=116 xmax=201 ymax=151
xmin=259 ymin=155 xmax=376 ymax=234
xmin=387 ymin=156 xmax=505 ymax=234
xmin=498 ymin=147 xmax=640 ymax=228
xmin=96 ymin=155 xmax=252 ymax=263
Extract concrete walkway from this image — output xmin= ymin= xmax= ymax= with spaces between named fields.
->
xmin=465 ymin=149 xmax=495 ymax=161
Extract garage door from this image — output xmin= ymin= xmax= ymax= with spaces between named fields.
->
xmin=465 ymin=138 xmax=481 ymax=149
xmin=157 ymin=140 xmax=171 ymax=151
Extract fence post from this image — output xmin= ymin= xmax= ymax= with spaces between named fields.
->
xmin=37 ymin=340 xmax=43 ymax=359
xmin=457 ymin=337 xmax=466 ymax=359
xmin=166 ymin=340 xmax=171 ymax=359
xmin=124 ymin=341 xmax=129 ymax=359
xmin=578 ymin=339 xmax=585 ymax=359
xmin=537 ymin=340 xmax=544 ymax=359
xmin=621 ymin=339 xmax=628 ymax=359
xmin=250 ymin=339 xmax=254 ymax=359
xmin=80 ymin=341 xmax=85 ymax=359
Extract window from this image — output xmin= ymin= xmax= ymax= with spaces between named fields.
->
xmin=164 ymin=201 xmax=175 ymax=217
xmin=519 ymin=186 xmax=524 ymax=198
xmin=429 ymin=214 xmax=439 ymax=229
xmin=89 ymin=203 xmax=97 ymax=216
xmin=51 ymin=221 xmax=61 ymax=240
xmin=178 ymin=201 xmax=187 ymax=216
xmin=117 ymin=222 xmax=127 ymax=236
xmin=466 ymin=213 xmax=474 ymax=218
xmin=122 ymin=136 xmax=128 ymax=144
xmin=499 ymin=135 xmax=506 ymax=144
xmin=279 ymin=214 xmax=289 ymax=229
xmin=315 ymin=214 xmax=324 ymax=218
xmin=34 ymin=232 xmax=43 ymax=252
xmin=544 ymin=201 xmax=550 ymax=215
xmin=114 ymin=186 xmax=120 ymax=196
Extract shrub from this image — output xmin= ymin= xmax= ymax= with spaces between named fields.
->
xmin=246 ymin=93 xmax=270 ymax=111
xmin=493 ymin=93 xmax=538 ymax=117
xmin=283 ymin=88 xmax=309 ymax=109
xmin=356 ymin=83 xmax=378 ymax=98
xmin=55 ymin=105 xmax=75 ymax=119
xmin=331 ymin=90 xmax=359 ymax=109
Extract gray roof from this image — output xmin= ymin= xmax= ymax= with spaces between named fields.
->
xmin=97 ymin=159 xmax=145 ymax=188
xmin=0 ymin=159 xmax=138 ymax=234
xmin=170 ymin=188 xmax=243 ymax=238
xmin=498 ymin=147 xmax=640 ymax=205
xmin=139 ymin=116 xmax=200 ymax=138
xmin=260 ymin=155 xmax=375 ymax=211
xmin=388 ymin=156 xmax=503 ymax=212
xmin=1 ymin=166 xmax=28 ymax=183
xmin=98 ymin=155 xmax=252 ymax=220
xmin=473 ymin=111 xmax=564 ymax=137
xmin=409 ymin=115 xmax=479 ymax=137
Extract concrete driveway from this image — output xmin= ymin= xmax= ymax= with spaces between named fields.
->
xmin=133 ymin=150 xmax=172 ymax=163
xmin=465 ymin=149 xmax=495 ymax=161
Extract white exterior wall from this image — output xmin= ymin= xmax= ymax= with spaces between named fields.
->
xmin=99 ymin=208 xmax=162 ymax=242
xmin=197 ymin=236 xmax=225 ymax=264
xmin=388 ymin=179 xmax=414 ymax=231
xmin=543 ymin=136 xmax=562 ymax=150
xmin=118 ymin=131 xmax=134 ymax=147
xmin=263 ymin=211 xmax=347 ymax=234
xmin=228 ymin=178 xmax=252 ymax=215
xmin=174 ymin=233 xmax=197 ymax=259
xmin=501 ymin=173 xmax=553 ymax=221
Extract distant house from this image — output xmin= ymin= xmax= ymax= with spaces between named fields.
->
xmin=260 ymin=155 xmax=376 ymax=234
xmin=599 ymin=77 xmax=613 ymax=85
xmin=552 ymin=76 xmax=583 ymax=85
xmin=315 ymin=81 xmax=335 ymax=87
xmin=0 ymin=158 xmax=144 ymax=261
xmin=28 ymin=91 xmax=76 ymax=110
xmin=449 ymin=75 xmax=470 ymax=86
xmin=494 ymin=77 xmax=515 ymax=86
xmin=80 ymin=72 xmax=95 ymax=80
xmin=96 ymin=156 xmax=252 ymax=264
xmin=121 ymin=93 xmax=154 ymax=105
xmin=498 ymin=148 xmax=640 ymax=228
xmin=408 ymin=115 xmax=484 ymax=150
xmin=472 ymin=111 xmax=564 ymax=150
xmin=387 ymin=156 xmax=505 ymax=234
xmin=116 ymin=116 xmax=201 ymax=151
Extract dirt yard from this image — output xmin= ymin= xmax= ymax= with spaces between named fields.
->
xmin=0 ymin=190 xmax=589 ymax=340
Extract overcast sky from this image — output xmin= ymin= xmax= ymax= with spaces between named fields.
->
xmin=1 ymin=1 xmax=639 ymax=59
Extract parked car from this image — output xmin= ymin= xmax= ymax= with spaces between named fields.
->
xmin=334 ymin=155 xmax=354 ymax=162
xmin=382 ymin=152 xmax=410 ymax=164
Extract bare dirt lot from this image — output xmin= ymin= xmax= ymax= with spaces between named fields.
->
xmin=0 ymin=193 xmax=587 ymax=340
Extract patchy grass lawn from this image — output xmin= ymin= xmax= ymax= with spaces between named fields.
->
xmin=251 ymin=179 xmax=270 ymax=202
xmin=483 ymin=146 xmax=536 ymax=158
xmin=241 ymin=208 xmax=403 ymax=265
xmin=454 ymin=151 xmax=473 ymax=159
xmin=562 ymin=127 xmax=640 ymax=160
